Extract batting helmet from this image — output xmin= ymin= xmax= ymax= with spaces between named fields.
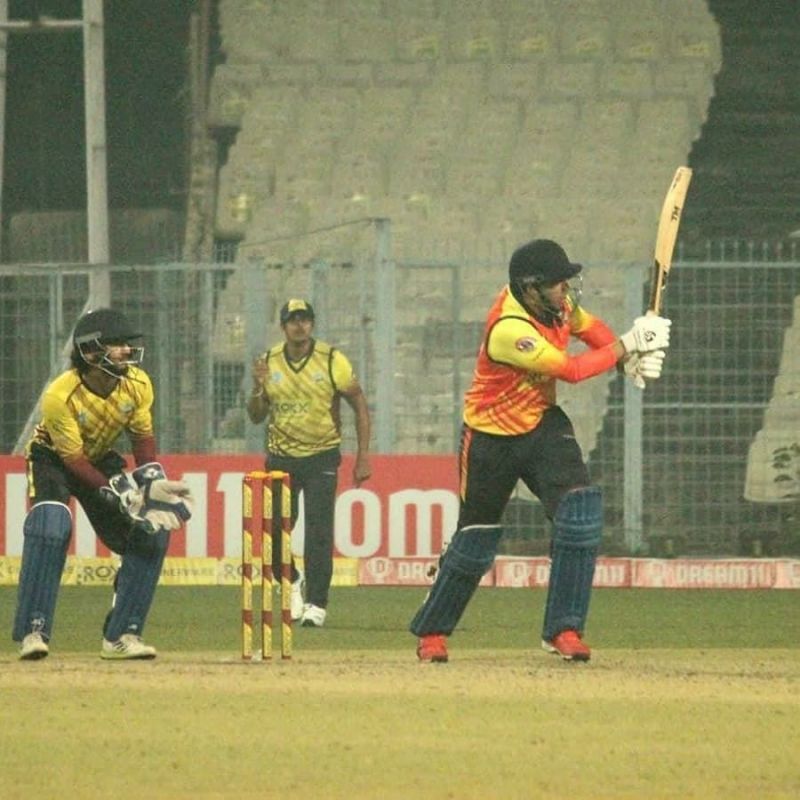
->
xmin=508 ymin=239 xmax=582 ymax=288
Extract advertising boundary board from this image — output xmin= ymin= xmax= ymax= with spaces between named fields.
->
xmin=0 ymin=555 xmax=798 ymax=588
xmin=2 ymin=455 xmax=798 ymax=589
xmin=0 ymin=454 xmax=459 ymax=559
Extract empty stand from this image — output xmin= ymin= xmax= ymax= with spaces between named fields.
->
xmin=208 ymin=0 xmax=721 ymax=471
xmin=338 ymin=14 xmax=397 ymax=62
xmin=558 ymin=9 xmax=612 ymax=60
xmin=504 ymin=14 xmax=558 ymax=60
xmin=394 ymin=17 xmax=447 ymax=62
xmin=447 ymin=17 xmax=503 ymax=62
xmin=681 ymin=0 xmax=800 ymax=240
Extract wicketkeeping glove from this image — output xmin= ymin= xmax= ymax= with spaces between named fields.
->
xmin=100 ymin=472 xmax=150 ymax=531
xmin=101 ymin=462 xmax=193 ymax=535
xmin=132 ymin=462 xmax=193 ymax=530
xmin=620 ymin=315 xmax=671 ymax=354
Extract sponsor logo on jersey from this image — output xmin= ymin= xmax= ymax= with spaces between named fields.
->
xmin=515 ymin=336 xmax=537 ymax=352
xmin=274 ymin=401 xmax=310 ymax=415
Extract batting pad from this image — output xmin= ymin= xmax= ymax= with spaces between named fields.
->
xmin=542 ymin=486 xmax=603 ymax=642
xmin=12 ymin=502 xmax=72 ymax=642
xmin=410 ymin=525 xmax=502 ymax=637
xmin=103 ymin=528 xmax=170 ymax=641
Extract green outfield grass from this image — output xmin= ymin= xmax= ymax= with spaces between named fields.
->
xmin=2 ymin=584 xmax=794 ymax=653
xmin=1 ymin=587 xmax=799 ymax=799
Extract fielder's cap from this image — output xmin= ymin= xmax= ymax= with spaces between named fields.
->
xmin=73 ymin=308 xmax=142 ymax=346
xmin=509 ymin=239 xmax=582 ymax=286
xmin=280 ymin=298 xmax=315 ymax=324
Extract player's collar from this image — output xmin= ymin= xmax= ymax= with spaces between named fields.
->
xmin=283 ymin=338 xmax=315 ymax=369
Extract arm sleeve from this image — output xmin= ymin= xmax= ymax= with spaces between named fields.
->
xmin=126 ymin=373 xmax=157 ymax=465
xmin=126 ymin=371 xmax=155 ymax=438
xmin=570 ymin=307 xmax=618 ymax=349
xmin=63 ymin=455 xmax=112 ymax=490
xmin=487 ymin=318 xmax=618 ymax=384
xmin=131 ymin=434 xmax=157 ymax=466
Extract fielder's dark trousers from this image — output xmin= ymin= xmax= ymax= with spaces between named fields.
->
xmin=265 ymin=448 xmax=341 ymax=609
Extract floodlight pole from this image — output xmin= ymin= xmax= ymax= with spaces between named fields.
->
xmin=0 ymin=0 xmax=110 ymax=306
xmin=0 ymin=3 xmax=6 ymax=258
xmin=83 ymin=0 xmax=110 ymax=306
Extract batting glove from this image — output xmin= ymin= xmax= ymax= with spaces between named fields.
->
xmin=623 ymin=349 xmax=667 ymax=389
xmin=620 ymin=315 xmax=671 ymax=354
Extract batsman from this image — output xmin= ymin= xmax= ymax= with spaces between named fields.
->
xmin=411 ymin=239 xmax=670 ymax=663
xmin=12 ymin=308 xmax=193 ymax=661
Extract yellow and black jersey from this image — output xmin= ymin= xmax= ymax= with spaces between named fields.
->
xmin=28 ymin=366 xmax=155 ymax=463
xmin=463 ymin=285 xmax=618 ymax=435
xmin=258 ymin=339 xmax=357 ymax=457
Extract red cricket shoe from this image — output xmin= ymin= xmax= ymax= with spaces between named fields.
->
xmin=542 ymin=629 xmax=591 ymax=662
xmin=416 ymin=634 xmax=449 ymax=663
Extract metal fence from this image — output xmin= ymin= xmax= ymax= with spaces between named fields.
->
xmin=1 ymin=234 xmax=799 ymax=557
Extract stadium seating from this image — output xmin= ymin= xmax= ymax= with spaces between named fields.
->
xmin=208 ymin=0 xmax=721 ymax=456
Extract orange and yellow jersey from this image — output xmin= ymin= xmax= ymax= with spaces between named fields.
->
xmin=463 ymin=285 xmax=618 ymax=435
xmin=27 ymin=366 xmax=155 ymax=464
xmin=259 ymin=339 xmax=358 ymax=457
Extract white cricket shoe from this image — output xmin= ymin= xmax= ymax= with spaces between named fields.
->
xmin=101 ymin=634 xmax=157 ymax=660
xmin=290 ymin=576 xmax=305 ymax=621
xmin=20 ymin=632 xmax=49 ymax=661
xmin=301 ymin=604 xmax=327 ymax=628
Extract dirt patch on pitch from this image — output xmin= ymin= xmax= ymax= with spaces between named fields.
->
xmin=4 ymin=647 xmax=797 ymax=699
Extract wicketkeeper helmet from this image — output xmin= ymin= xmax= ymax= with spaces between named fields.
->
xmin=73 ymin=308 xmax=141 ymax=347
xmin=72 ymin=308 xmax=144 ymax=375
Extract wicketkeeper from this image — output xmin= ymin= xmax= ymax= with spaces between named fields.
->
xmin=411 ymin=239 xmax=670 ymax=663
xmin=12 ymin=308 xmax=193 ymax=661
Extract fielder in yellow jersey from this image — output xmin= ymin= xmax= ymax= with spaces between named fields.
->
xmin=13 ymin=308 xmax=193 ymax=662
xmin=247 ymin=298 xmax=371 ymax=628
xmin=411 ymin=240 xmax=671 ymax=664
xmin=257 ymin=338 xmax=357 ymax=457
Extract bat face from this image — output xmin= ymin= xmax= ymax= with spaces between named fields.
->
xmin=649 ymin=166 xmax=693 ymax=315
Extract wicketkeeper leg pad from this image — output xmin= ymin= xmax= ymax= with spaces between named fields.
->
xmin=12 ymin=502 xmax=72 ymax=642
xmin=103 ymin=528 xmax=170 ymax=641
xmin=410 ymin=525 xmax=502 ymax=636
xmin=542 ymin=486 xmax=603 ymax=642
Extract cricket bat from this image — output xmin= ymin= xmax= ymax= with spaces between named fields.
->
xmin=647 ymin=165 xmax=693 ymax=315
xmin=632 ymin=166 xmax=692 ymax=388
